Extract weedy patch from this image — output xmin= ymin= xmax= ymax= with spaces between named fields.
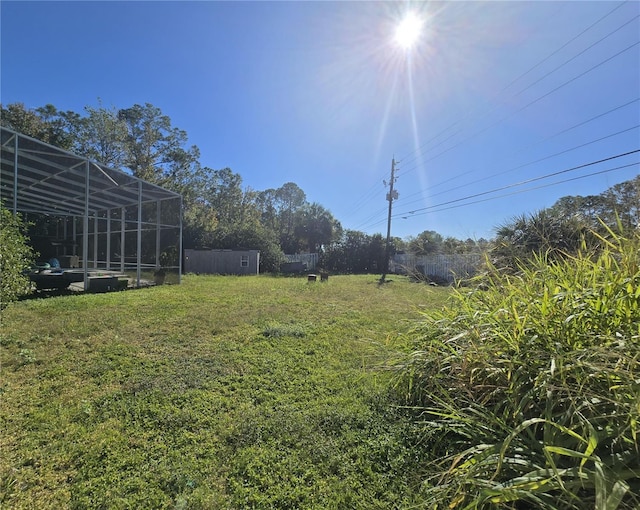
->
xmin=17 ymin=348 xmax=36 ymax=365
xmin=261 ymin=320 xmax=309 ymax=338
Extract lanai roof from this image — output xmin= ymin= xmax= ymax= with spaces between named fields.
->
xmin=1 ymin=127 xmax=181 ymax=216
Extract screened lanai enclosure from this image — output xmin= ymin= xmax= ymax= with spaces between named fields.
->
xmin=1 ymin=127 xmax=182 ymax=291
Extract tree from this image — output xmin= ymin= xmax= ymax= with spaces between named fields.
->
xmin=601 ymin=176 xmax=640 ymax=231
xmin=118 ymin=103 xmax=193 ymax=184
xmin=209 ymin=222 xmax=284 ymax=273
xmin=407 ymin=230 xmax=443 ymax=256
xmin=274 ymin=182 xmax=306 ymax=252
xmin=0 ymin=102 xmax=75 ymax=149
xmin=206 ymin=168 xmax=245 ymax=226
xmin=294 ymin=203 xmax=342 ymax=254
xmin=2 ymin=101 xmax=365 ymax=267
xmin=322 ymin=230 xmax=388 ymax=274
xmin=73 ymin=101 xmax=128 ymax=168
xmin=367 ymin=233 xmax=388 ymax=273
xmin=114 ymin=103 xmax=232 ymax=252
xmin=256 ymin=188 xmax=279 ymax=233
xmin=0 ymin=204 xmax=35 ymax=308
xmin=492 ymin=209 xmax=589 ymax=270
xmin=323 ymin=230 xmax=366 ymax=273
xmin=442 ymin=236 xmax=465 ymax=254
xmin=547 ymin=176 xmax=640 ymax=233
xmin=182 ymin=198 xmax=219 ymax=249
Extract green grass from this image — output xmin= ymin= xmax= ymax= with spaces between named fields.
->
xmin=0 ymin=274 xmax=449 ymax=509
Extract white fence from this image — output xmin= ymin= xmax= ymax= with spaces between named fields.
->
xmin=391 ymin=253 xmax=483 ymax=283
xmin=284 ymin=253 xmax=319 ymax=270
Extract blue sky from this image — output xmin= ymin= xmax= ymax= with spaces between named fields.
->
xmin=2 ymin=1 xmax=638 ymax=240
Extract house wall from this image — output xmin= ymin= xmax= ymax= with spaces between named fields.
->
xmin=184 ymin=249 xmax=260 ymax=275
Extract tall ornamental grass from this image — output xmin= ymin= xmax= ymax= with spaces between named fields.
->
xmin=396 ymin=228 xmax=639 ymax=509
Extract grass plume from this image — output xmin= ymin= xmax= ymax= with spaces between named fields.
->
xmin=395 ymin=228 xmax=640 ymax=509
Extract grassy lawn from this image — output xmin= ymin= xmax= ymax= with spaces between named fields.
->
xmin=1 ymin=274 xmax=450 ymax=509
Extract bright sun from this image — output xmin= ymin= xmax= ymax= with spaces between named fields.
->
xmin=394 ymin=12 xmax=423 ymax=50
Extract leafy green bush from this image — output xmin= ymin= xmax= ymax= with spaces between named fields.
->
xmin=491 ymin=209 xmax=594 ymax=273
xmin=0 ymin=203 xmax=35 ymax=308
xmin=395 ymin=228 xmax=640 ymax=508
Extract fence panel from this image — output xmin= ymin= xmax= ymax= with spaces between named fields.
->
xmin=284 ymin=253 xmax=318 ymax=270
xmin=391 ymin=253 xmax=482 ymax=283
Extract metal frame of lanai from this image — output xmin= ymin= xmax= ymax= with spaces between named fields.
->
xmin=1 ymin=127 xmax=182 ymax=290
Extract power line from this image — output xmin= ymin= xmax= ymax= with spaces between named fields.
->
xmin=397 ymin=124 xmax=640 ymax=208
xmin=398 ymin=98 xmax=639 ymax=202
xmin=350 ymin=158 xmax=407 ymax=231
xmin=352 ymin=204 xmax=391 ymax=231
xmin=400 ymin=161 xmax=638 ymax=218
xmin=350 ymin=112 xmax=639 ymax=232
xmin=493 ymin=1 xmax=630 ymax=98
xmin=350 ymin=158 xmax=639 ymax=233
xmin=513 ymin=13 xmax=639 ymax=101
xmin=503 ymin=97 xmax=639 ymax=158
xmin=345 ymin=5 xmax=639 ymax=234
xmin=393 ymin=150 xmax=640 ymax=219
xmin=341 ymin=179 xmax=385 ymax=218
xmin=346 ymin=159 xmax=409 ymax=230
xmin=399 ymin=38 xmax=639 ymax=183
xmin=397 ymin=1 xmax=633 ymax=168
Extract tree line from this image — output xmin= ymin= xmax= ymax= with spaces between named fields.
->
xmin=492 ymin=175 xmax=639 ymax=269
xmin=1 ymin=102 xmax=340 ymax=271
xmin=2 ymin=101 xmax=638 ymax=273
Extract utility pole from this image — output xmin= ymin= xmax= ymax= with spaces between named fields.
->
xmin=380 ymin=157 xmax=397 ymax=284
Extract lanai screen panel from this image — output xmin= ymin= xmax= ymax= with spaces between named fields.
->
xmin=0 ymin=127 xmax=182 ymax=286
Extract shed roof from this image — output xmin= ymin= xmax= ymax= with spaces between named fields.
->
xmin=1 ymin=127 xmax=181 ymax=217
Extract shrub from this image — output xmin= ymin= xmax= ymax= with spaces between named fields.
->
xmin=0 ymin=203 xmax=35 ymax=308
xmin=394 ymin=228 xmax=640 ymax=509
xmin=491 ymin=209 xmax=594 ymax=272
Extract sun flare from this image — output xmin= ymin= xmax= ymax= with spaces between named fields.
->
xmin=394 ymin=12 xmax=423 ymax=50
